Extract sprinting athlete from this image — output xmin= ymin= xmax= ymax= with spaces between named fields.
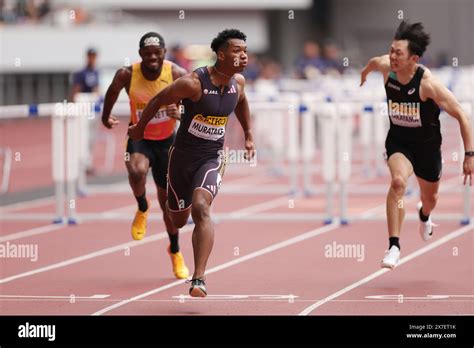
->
xmin=102 ymin=32 xmax=189 ymax=279
xmin=129 ymin=29 xmax=255 ymax=296
xmin=360 ymin=21 xmax=473 ymax=269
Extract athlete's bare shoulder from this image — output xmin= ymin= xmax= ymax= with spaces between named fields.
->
xmin=171 ymin=71 xmax=202 ymax=101
xmin=234 ymin=73 xmax=246 ymax=86
xmin=419 ymin=65 xmax=442 ymax=100
xmin=109 ymin=66 xmax=132 ymax=90
xmin=171 ymin=62 xmax=188 ymax=79
xmin=377 ymin=55 xmax=391 ymax=72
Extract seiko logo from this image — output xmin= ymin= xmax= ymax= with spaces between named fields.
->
xmin=387 ymin=82 xmax=401 ymax=91
xmin=408 ymin=88 xmax=416 ymax=95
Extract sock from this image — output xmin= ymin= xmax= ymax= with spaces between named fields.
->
xmin=169 ymin=233 xmax=179 ymax=253
xmin=389 ymin=237 xmax=400 ymax=250
xmin=135 ymin=192 xmax=148 ymax=212
xmin=419 ymin=206 xmax=430 ymax=222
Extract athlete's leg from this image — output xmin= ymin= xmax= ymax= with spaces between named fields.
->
xmin=386 ymin=153 xmax=414 ymax=238
xmin=417 ymin=177 xmax=440 ymax=217
xmin=125 ymin=152 xmax=150 ymax=202
xmin=190 ymin=188 xmax=214 ymax=280
xmin=125 ymin=149 xmax=150 ymax=240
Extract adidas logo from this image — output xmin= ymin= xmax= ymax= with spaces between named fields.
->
xmin=227 ymin=85 xmax=237 ymax=94
xmin=206 ymin=185 xmax=217 ymax=195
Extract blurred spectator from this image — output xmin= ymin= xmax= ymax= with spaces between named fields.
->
xmin=70 ymin=48 xmax=99 ymax=98
xmin=322 ymin=39 xmax=344 ymax=75
xmin=70 ymin=48 xmax=100 ymax=176
xmin=168 ymin=44 xmax=192 ymax=72
xmin=295 ymin=40 xmax=325 ymax=79
xmin=258 ymin=56 xmax=282 ymax=80
xmin=242 ymin=53 xmax=260 ymax=82
xmin=1 ymin=0 xmax=50 ymax=23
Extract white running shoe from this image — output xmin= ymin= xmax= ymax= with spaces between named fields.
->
xmin=381 ymin=245 xmax=400 ymax=269
xmin=416 ymin=202 xmax=437 ymax=241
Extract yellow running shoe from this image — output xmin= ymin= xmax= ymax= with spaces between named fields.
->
xmin=131 ymin=200 xmax=149 ymax=241
xmin=168 ymin=245 xmax=190 ymax=279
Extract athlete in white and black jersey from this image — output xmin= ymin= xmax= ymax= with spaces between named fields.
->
xmin=360 ymin=21 xmax=474 ymax=269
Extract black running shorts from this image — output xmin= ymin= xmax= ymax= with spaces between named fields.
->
xmin=126 ymin=134 xmax=175 ymax=189
xmin=167 ymin=145 xmax=227 ymax=211
xmin=385 ymin=134 xmax=442 ymax=182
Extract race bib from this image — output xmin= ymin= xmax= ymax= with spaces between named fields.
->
xmin=188 ymin=114 xmax=227 ymax=141
xmin=388 ymin=100 xmax=422 ymax=128
xmin=137 ymin=106 xmax=170 ymax=125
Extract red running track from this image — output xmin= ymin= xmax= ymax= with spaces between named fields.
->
xmin=0 ymin=171 xmax=472 ymax=316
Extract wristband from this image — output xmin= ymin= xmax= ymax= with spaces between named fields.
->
xmin=465 ymin=151 xmax=474 ymax=157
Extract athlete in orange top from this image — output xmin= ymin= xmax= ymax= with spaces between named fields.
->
xmin=101 ymin=32 xmax=189 ymax=279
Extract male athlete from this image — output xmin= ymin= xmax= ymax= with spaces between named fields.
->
xmin=101 ymin=32 xmax=189 ymax=279
xmin=360 ymin=21 xmax=473 ymax=269
xmin=129 ymin=29 xmax=255 ymax=297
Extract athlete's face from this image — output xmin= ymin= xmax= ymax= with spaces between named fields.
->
xmin=389 ymin=40 xmax=418 ymax=72
xmin=139 ymin=46 xmax=166 ymax=72
xmin=219 ymin=39 xmax=248 ymax=73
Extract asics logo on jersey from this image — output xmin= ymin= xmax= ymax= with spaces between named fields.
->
xmin=408 ymin=88 xmax=416 ymax=95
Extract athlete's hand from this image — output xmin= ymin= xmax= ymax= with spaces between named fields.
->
xmin=166 ymin=104 xmax=181 ymax=121
xmin=128 ymin=124 xmax=144 ymax=140
xmin=360 ymin=68 xmax=369 ymax=86
xmin=244 ymin=139 xmax=256 ymax=161
xmin=102 ymin=115 xmax=120 ymax=129
xmin=462 ymin=156 xmax=474 ymax=185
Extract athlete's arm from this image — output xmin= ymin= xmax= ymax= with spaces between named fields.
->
xmin=360 ymin=55 xmax=390 ymax=86
xmin=171 ymin=62 xmax=188 ymax=80
xmin=423 ymin=76 xmax=474 ymax=184
xmin=101 ymin=67 xmax=130 ymax=129
xmin=128 ymin=73 xmax=201 ymax=140
xmin=234 ymin=74 xmax=256 ymax=160
xmin=166 ymin=63 xmax=189 ymax=120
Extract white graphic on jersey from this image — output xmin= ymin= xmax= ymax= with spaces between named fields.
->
xmin=388 ymin=100 xmax=422 ymax=128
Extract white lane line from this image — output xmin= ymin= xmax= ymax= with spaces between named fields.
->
xmin=0 ymin=172 xmax=285 ymax=242
xmin=0 ymin=294 xmax=110 ymax=299
xmin=298 ymin=224 xmax=473 ymax=316
xmin=0 ymin=227 xmax=192 ymax=285
xmin=0 ymin=224 xmax=65 ymax=243
xmin=91 ymin=222 xmax=341 ymax=315
xmin=0 ymin=194 xmax=291 ymax=285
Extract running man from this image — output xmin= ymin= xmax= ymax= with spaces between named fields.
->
xmin=128 ymin=29 xmax=255 ymax=297
xmin=360 ymin=21 xmax=474 ymax=269
xmin=101 ymin=32 xmax=190 ymax=279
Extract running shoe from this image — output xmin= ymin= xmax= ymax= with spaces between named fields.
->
xmin=381 ymin=245 xmax=400 ymax=269
xmin=416 ymin=202 xmax=436 ymax=241
xmin=168 ymin=245 xmax=190 ymax=279
xmin=187 ymin=278 xmax=207 ymax=298
xmin=131 ymin=199 xmax=150 ymax=240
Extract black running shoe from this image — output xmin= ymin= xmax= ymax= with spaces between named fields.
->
xmin=187 ymin=278 xmax=207 ymax=297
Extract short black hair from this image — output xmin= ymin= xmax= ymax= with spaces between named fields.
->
xmin=139 ymin=32 xmax=165 ymax=49
xmin=211 ymin=29 xmax=246 ymax=53
xmin=394 ymin=21 xmax=430 ymax=57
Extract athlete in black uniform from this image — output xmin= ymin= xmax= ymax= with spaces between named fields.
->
xmin=128 ymin=29 xmax=255 ymax=296
xmin=360 ymin=21 xmax=474 ymax=269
